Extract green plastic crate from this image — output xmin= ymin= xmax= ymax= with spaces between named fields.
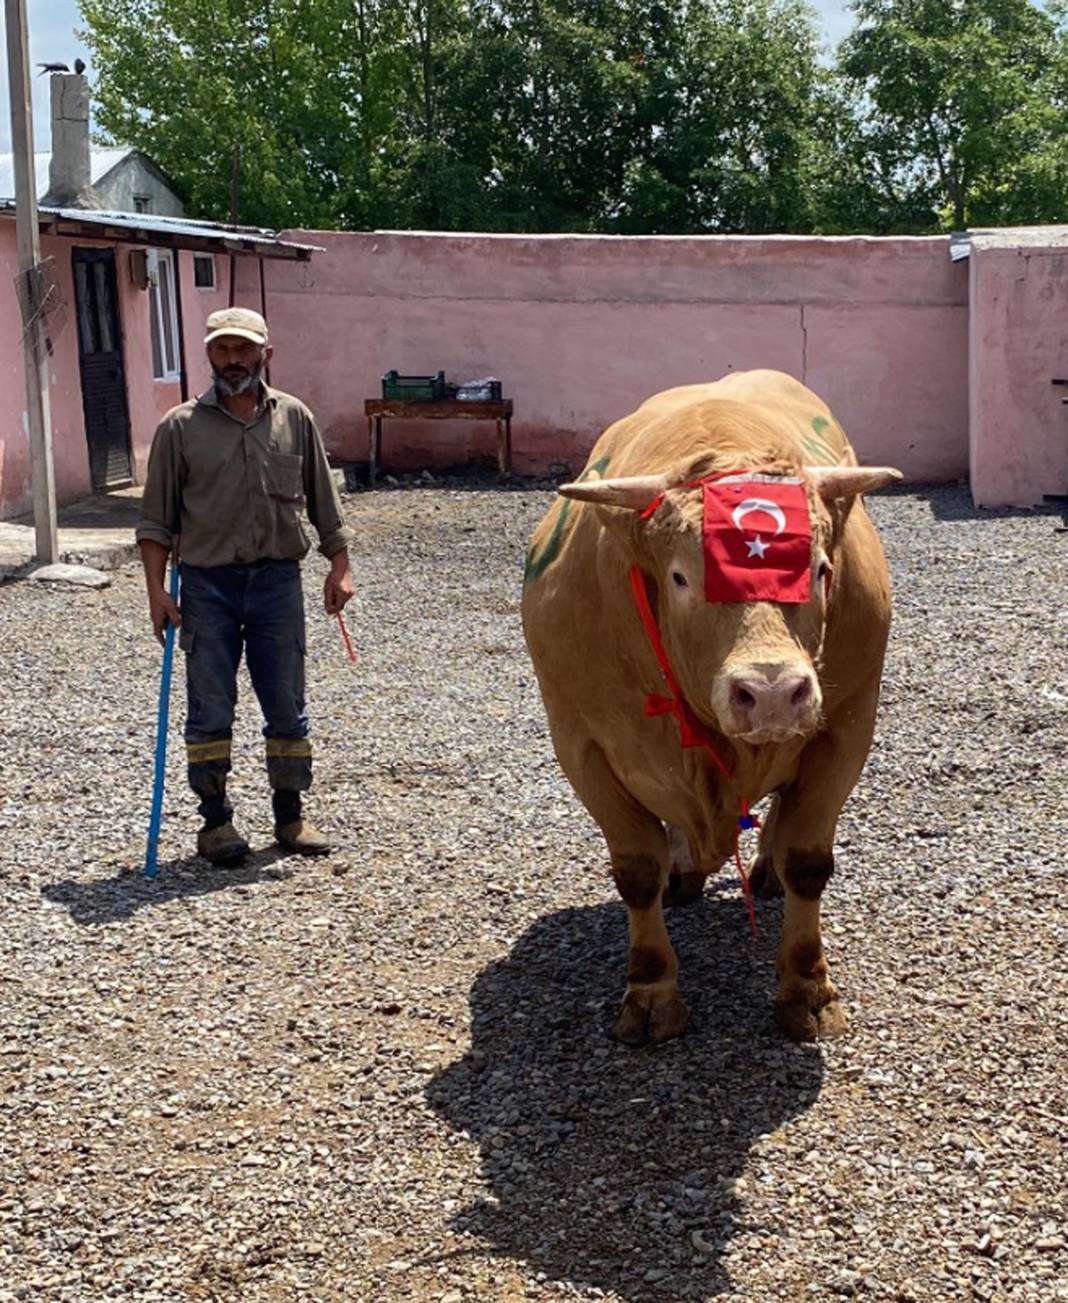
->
xmin=382 ymin=370 xmax=446 ymax=400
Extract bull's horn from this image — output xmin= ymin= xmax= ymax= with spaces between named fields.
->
xmin=805 ymin=466 xmax=902 ymax=500
xmin=558 ymin=474 xmax=670 ymax=510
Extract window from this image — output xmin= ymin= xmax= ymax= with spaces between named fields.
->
xmin=74 ymin=257 xmax=117 ymax=355
xmin=147 ymin=249 xmax=180 ymax=381
xmin=193 ymin=254 xmax=216 ymax=289
xmin=133 ymin=194 xmax=152 ymax=214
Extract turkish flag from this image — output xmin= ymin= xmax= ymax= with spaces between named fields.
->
xmin=703 ymin=475 xmax=812 ymax=604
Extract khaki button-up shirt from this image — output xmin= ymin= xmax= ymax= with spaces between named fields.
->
xmin=136 ymin=385 xmax=353 ymax=567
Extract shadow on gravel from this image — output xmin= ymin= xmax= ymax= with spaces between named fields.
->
xmin=426 ymin=895 xmax=824 ymax=1303
xmin=41 ymin=849 xmax=296 ymax=926
xmin=887 ymin=481 xmax=1068 ymax=526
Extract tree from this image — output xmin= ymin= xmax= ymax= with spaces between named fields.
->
xmin=607 ymin=0 xmax=830 ymax=233
xmin=77 ymin=0 xmax=840 ymax=234
xmin=79 ymin=0 xmax=417 ymax=229
xmin=414 ymin=0 xmax=655 ymax=232
xmin=838 ymin=0 xmax=1068 ymax=230
xmin=803 ymin=79 xmax=941 ymax=234
xmin=444 ymin=0 xmax=831 ymax=235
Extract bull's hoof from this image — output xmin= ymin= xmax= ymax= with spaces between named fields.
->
xmin=748 ymin=854 xmax=783 ymax=899
xmin=613 ymin=989 xmax=689 ymax=1045
xmin=774 ymin=991 xmax=848 ymax=1043
xmin=663 ymin=870 xmax=706 ymax=907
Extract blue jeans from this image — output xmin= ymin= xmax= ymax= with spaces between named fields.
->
xmin=179 ymin=559 xmax=311 ymax=824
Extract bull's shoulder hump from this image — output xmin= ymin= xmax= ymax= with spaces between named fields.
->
xmin=556 ymin=373 xmax=853 ymax=486
xmin=708 ymin=369 xmax=827 ymax=407
xmin=636 ymin=370 xmax=810 ymax=404
xmin=711 ymin=374 xmax=849 ymax=466
xmin=632 ymin=372 xmax=834 ymax=426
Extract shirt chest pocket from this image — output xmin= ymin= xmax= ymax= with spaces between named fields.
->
xmin=265 ymin=452 xmax=304 ymax=504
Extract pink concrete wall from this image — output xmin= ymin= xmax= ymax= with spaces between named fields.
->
xmin=177 ymin=249 xmax=229 ymax=401
xmin=0 ymin=227 xmax=229 ymax=519
xmin=124 ymin=248 xmax=229 ymax=484
xmin=252 ymin=231 xmax=970 ymax=480
xmin=0 ymin=230 xmax=90 ymax=518
xmin=969 ymin=246 xmax=1068 ymax=506
xmin=0 ymin=228 xmax=34 ymax=517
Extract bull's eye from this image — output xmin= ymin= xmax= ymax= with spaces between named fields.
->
xmin=671 ymin=571 xmax=688 ymax=588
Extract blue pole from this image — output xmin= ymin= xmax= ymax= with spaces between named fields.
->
xmin=145 ymin=560 xmax=180 ymax=878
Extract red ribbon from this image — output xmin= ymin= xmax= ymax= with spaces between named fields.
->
xmin=628 ymin=563 xmax=759 ymax=935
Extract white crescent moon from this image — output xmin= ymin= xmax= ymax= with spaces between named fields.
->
xmin=731 ymin=497 xmax=786 ymax=535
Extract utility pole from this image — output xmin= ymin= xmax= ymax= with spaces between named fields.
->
xmin=4 ymin=0 xmax=58 ymax=563
xmin=228 ymin=142 xmax=240 ymax=306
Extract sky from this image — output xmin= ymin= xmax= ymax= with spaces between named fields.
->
xmin=0 ymin=0 xmax=856 ymax=154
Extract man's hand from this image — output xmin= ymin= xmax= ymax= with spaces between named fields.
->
xmin=140 ymin=539 xmax=181 ymax=647
xmin=149 ymin=589 xmax=182 ymax=647
xmin=324 ymin=549 xmax=355 ymax=616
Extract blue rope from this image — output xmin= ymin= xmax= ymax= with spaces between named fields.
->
xmin=144 ymin=561 xmax=180 ymax=879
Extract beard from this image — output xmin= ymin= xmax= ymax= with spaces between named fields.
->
xmin=213 ymin=354 xmax=266 ymax=397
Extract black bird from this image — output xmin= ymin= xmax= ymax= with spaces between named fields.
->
xmin=37 ymin=62 xmax=69 ymax=75
xmin=74 ymin=58 xmax=86 ymax=74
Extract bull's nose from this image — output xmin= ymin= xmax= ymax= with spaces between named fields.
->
xmin=730 ymin=672 xmax=812 ymax=712
xmin=719 ymin=662 xmax=820 ymax=739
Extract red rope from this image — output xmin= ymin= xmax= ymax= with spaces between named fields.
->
xmin=337 ymin=611 xmax=358 ymax=664
xmin=628 ymin=563 xmax=759 ymax=935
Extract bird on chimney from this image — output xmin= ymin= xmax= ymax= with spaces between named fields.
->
xmin=74 ymin=58 xmax=86 ymax=74
xmin=37 ymin=62 xmax=70 ymax=74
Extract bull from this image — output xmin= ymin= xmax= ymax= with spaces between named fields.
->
xmin=521 ymin=370 xmax=899 ymax=1044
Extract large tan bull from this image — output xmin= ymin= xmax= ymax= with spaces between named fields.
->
xmin=521 ymin=370 xmax=899 ymax=1044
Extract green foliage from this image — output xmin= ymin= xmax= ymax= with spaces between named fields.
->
xmin=78 ymin=0 xmax=420 ymax=229
xmin=839 ymin=0 xmax=1068 ymax=229
xmin=804 ymin=79 xmax=942 ymax=234
xmin=78 ymin=0 xmax=1068 ymax=233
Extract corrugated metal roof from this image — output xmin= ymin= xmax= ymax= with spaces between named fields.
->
xmin=0 ymin=201 xmax=323 ymax=259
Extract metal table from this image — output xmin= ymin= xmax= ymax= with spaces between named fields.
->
xmin=364 ymin=398 xmax=513 ymax=486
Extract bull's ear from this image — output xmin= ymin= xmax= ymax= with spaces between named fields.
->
xmin=558 ymin=473 xmax=670 ymax=510
xmin=805 ymin=466 xmax=902 ymax=500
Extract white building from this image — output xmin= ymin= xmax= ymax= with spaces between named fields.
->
xmin=0 ymin=146 xmax=185 ymax=217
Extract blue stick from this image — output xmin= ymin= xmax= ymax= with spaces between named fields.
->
xmin=145 ymin=561 xmax=180 ymax=878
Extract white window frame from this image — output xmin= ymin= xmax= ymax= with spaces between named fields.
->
xmin=147 ymin=248 xmax=181 ymax=382
xmin=193 ymin=253 xmax=216 ymax=290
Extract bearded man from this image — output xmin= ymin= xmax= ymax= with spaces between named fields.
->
xmin=136 ymin=307 xmax=354 ymax=865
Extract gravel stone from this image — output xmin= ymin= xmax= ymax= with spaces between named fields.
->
xmin=0 ymin=476 xmax=1064 ymax=1302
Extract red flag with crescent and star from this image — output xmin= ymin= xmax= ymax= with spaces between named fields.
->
xmin=703 ymin=474 xmax=812 ymax=603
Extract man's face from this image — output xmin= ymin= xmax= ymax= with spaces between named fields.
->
xmin=208 ymin=335 xmax=272 ymax=395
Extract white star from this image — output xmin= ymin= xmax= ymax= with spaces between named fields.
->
xmin=746 ymin=535 xmax=768 ymax=559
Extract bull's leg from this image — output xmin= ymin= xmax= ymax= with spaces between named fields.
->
xmin=613 ymin=839 xmax=690 ymax=1044
xmin=773 ymin=835 xmax=844 ymax=1043
xmin=766 ymin=703 xmax=877 ymax=1043
xmin=663 ymin=824 xmax=706 ymax=906
xmin=569 ymin=745 xmax=689 ymax=1045
xmin=748 ymin=796 xmax=784 ymax=898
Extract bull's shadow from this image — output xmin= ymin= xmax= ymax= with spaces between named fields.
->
xmin=426 ymin=891 xmax=825 ymax=1303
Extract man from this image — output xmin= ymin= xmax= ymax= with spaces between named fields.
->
xmin=136 ymin=307 xmax=354 ymax=865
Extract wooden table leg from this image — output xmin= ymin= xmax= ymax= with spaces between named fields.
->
xmin=504 ymin=414 xmax=513 ymax=477
xmin=496 ymin=417 xmax=506 ymax=478
xmin=368 ymin=415 xmax=380 ymax=487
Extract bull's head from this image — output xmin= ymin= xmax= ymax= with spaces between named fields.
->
xmin=558 ymin=464 xmax=900 ymax=746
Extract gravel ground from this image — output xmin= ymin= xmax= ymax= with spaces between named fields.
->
xmin=0 ymin=477 xmax=1065 ymax=1303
